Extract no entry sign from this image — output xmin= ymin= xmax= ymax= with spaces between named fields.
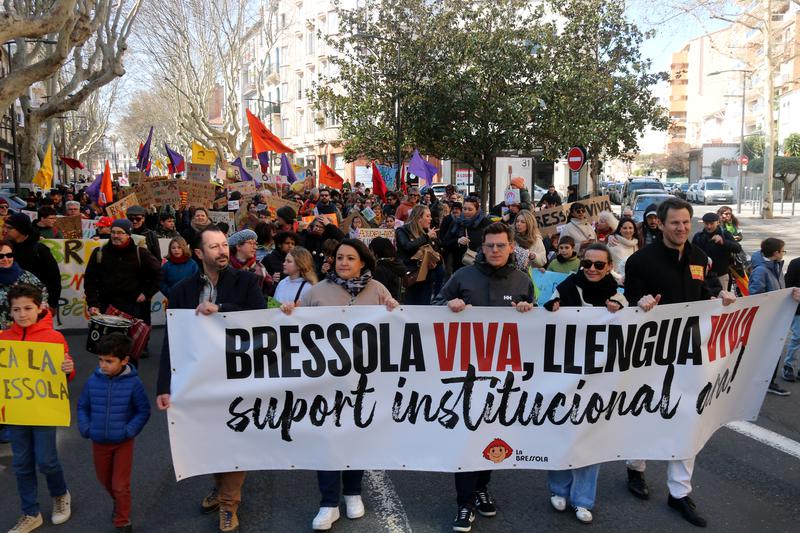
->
xmin=739 ymin=155 xmax=749 ymax=165
xmin=567 ymin=146 xmax=586 ymax=171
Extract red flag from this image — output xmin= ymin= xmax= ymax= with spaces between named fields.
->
xmin=246 ymin=109 xmax=294 ymax=154
xmin=371 ymin=162 xmax=387 ymax=202
xmin=399 ymin=163 xmax=407 ymax=195
xmin=99 ymin=160 xmax=114 ymax=207
xmin=319 ymin=162 xmax=344 ymax=189
xmin=60 ymin=156 xmax=84 ymax=170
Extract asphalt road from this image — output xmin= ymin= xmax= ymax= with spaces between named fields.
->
xmin=1 ymin=209 xmax=799 ymax=533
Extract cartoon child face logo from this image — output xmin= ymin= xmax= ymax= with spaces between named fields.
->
xmin=482 ymin=438 xmax=513 ymax=464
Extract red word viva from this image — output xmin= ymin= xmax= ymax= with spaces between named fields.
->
xmin=707 ymin=306 xmax=759 ymax=363
xmin=433 ymin=322 xmax=521 ymax=372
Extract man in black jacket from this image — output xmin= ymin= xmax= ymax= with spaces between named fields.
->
xmin=433 ymin=222 xmax=534 ymax=533
xmin=538 ymin=184 xmax=562 ymax=208
xmin=126 ymin=205 xmax=162 ymax=261
xmin=624 ymin=198 xmax=735 ymax=528
xmin=4 ymin=212 xmax=62 ymax=311
xmin=691 ymin=212 xmax=741 ymax=291
xmin=156 ymin=225 xmax=265 ymax=533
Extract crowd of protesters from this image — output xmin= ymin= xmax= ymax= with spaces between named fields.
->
xmin=1 ymin=177 xmax=800 ymax=533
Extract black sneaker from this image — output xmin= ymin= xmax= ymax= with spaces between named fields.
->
xmin=782 ymin=365 xmax=796 ymax=382
xmin=626 ymin=469 xmax=650 ymax=500
xmin=768 ymin=382 xmax=791 ymax=396
xmin=473 ymin=490 xmax=497 ymax=517
xmin=452 ymin=506 xmax=475 ymax=532
xmin=668 ymin=495 xmax=707 ymax=527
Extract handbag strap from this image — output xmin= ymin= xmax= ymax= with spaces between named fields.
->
xmin=293 ymin=280 xmax=308 ymax=303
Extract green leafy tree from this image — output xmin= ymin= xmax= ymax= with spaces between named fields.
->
xmin=747 ymin=156 xmax=800 ymax=199
xmin=711 ymin=158 xmax=724 ymax=177
xmin=744 ymin=135 xmax=765 ymax=159
xmin=783 ymin=133 xmax=800 ymax=157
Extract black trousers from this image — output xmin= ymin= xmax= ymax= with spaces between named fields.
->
xmin=454 ymin=470 xmax=492 ymax=508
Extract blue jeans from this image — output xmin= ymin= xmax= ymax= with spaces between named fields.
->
xmin=317 ymin=470 xmax=363 ymax=507
xmin=784 ymin=315 xmax=800 ymax=372
xmin=9 ymin=426 xmax=68 ymax=516
xmin=548 ymin=464 xmax=600 ymax=509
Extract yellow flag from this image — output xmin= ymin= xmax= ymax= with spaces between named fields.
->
xmin=192 ymin=141 xmax=216 ymax=165
xmin=154 ymin=159 xmax=164 ymax=172
xmin=33 ymin=143 xmax=54 ymax=190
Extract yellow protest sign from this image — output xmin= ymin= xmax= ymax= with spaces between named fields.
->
xmin=192 ymin=141 xmax=217 ymax=165
xmin=0 ymin=340 xmax=70 ymax=426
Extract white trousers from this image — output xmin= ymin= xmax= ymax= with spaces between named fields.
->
xmin=625 ymin=458 xmax=695 ymax=498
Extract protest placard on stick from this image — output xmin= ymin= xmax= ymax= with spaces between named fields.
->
xmin=179 ymin=180 xmax=217 ymax=208
xmin=105 ymin=193 xmax=141 ymax=219
xmin=534 ymin=195 xmax=612 ymax=237
xmin=186 ymin=163 xmax=211 ymax=182
xmin=148 ymin=180 xmax=182 ymax=208
xmin=53 ymin=216 xmax=82 ymax=239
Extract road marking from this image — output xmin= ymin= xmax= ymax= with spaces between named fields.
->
xmin=364 ymin=470 xmax=412 ymax=533
xmin=725 ymin=421 xmax=800 ymax=460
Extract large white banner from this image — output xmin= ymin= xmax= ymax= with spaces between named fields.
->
xmin=166 ymin=291 xmax=796 ymax=480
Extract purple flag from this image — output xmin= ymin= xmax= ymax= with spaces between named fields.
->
xmin=408 ymin=149 xmax=438 ymax=187
xmin=86 ymin=173 xmax=103 ymax=204
xmin=165 ymin=143 xmax=185 ymax=174
xmin=257 ymin=152 xmax=270 ymax=174
xmin=231 ymin=157 xmax=254 ymax=181
xmin=137 ymin=127 xmax=153 ymax=173
xmin=279 ymin=153 xmax=297 ymax=183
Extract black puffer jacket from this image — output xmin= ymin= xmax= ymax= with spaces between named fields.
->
xmin=84 ymin=240 xmax=162 ymax=315
xmin=432 ymin=252 xmax=534 ymax=307
xmin=395 ymin=225 xmax=435 ymax=269
xmin=12 ymin=230 xmax=61 ymax=310
xmin=691 ymin=227 xmax=741 ymax=276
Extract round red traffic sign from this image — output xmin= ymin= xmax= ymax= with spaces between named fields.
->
xmin=567 ymin=146 xmax=586 ymax=171
xmin=739 ymin=155 xmax=749 ymax=165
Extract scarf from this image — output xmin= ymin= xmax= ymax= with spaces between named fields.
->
xmin=0 ymin=262 xmax=23 ymax=285
xmin=230 ymin=255 xmax=256 ymax=270
xmin=609 ymin=234 xmax=638 ymax=249
xmin=169 ymin=253 xmax=190 ymax=265
xmin=514 ymin=233 xmax=533 ymax=249
xmin=112 ymin=237 xmax=133 ymax=250
xmin=191 ymin=220 xmax=211 ymax=233
xmin=327 ymin=268 xmax=373 ymax=298
xmin=574 ymin=270 xmax=620 ymax=307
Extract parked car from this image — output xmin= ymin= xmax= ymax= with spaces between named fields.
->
xmin=686 ymin=183 xmax=700 ymax=203
xmin=625 ymin=188 xmax=666 ymax=211
xmin=621 ymin=178 xmax=665 ymax=208
xmin=608 ymin=183 xmax=623 ymax=204
xmin=430 ymin=183 xmax=449 ymax=198
xmin=675 ymin=182 xmax=691 ymax=200
xmin=532 ymin=184 xmax=545 ymax=202
xmin=695 ymin=179 xmax=735 ymax=205
xmin=632 ymin=193 xmax=672 ymax=223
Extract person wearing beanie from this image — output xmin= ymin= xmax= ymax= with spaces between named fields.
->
xmin=126 ymin=205 xmax=161 ymax=261
xmin=509 ymin=176 xmax=532 ymax=211
xmin=639 ymin=203 xmax=662 ymax=247
xmin=84 ymin=217 xmax=162 ymax=342
xmin=4 ymin=212 xmax=61 ymax=311
xmin=228 ymin=229 xmax=271 ymax=298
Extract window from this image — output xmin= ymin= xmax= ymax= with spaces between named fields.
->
xmin=297 ymin=77 xmax=304 ymax=100
xmin=282 ymin=118 xmax=290 ymax=137
xmin=280 ymin=13 xmax=287 ymax=29
xmin=327 ymin=11 xmax=338 ymax=35
xmin=334 ymin=154 xmax=345 ymax=172
xmin=307 ymin=30 xmax=315 ymax=55
xmin=281 ymin=83 xmax=289 ymax=101
xmin=280 ymin=46 xmax=288 ymax=66
xmin=297 ymin=111 xmax=304 ymax=135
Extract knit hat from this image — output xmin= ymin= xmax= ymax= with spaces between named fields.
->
xmin=6 ymin=212 xmax=33 ymax=236
xmin=96 ymin=216 xmax=114 ymax=228
xmin=701 ymin=212 xmax=719 ymax=223
xmin=276 ymin=205 xmax=296 ymax=223
xmin=111 ymin=219 xmax=133 ymax=235
xmin=228 ymin=229 xmax=257 ymax=248
xmin=125 ymin=205 xmax=147 ymax=218
xmin=0 ymin=197 xmax=8 ymax=206
xmin=510 ymin=176 xmax=525 ymax=189
xmin=644 ymin=203 xmax=659 ymax=218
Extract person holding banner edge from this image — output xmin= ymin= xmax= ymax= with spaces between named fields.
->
xmin=156 ymin=225 xmax=266 ymax=533
xmin=432 ymin=222 xmax=534 ymax=533
xmin=280 ymin=238 xmax=399 ymax=531
xmin=623 ymin=197 xmax=736 ymax=528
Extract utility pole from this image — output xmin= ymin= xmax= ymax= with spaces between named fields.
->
xmin=763 ymin=0 xmax=775 ymax=218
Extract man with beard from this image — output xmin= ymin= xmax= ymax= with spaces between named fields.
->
xmin=314 ymin=188 xmax=342 ymax=221
xmin=639 ymin=203 xmax=662 ymax=246
xmin=126 ymin=205 xmax=162 ymax=261
xmin=156 ymin=226 xmax=264 ymax=533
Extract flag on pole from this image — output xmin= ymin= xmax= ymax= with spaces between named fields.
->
xmin=86 ymin=173 xmax=102 ymax=204
xmin=398 ymin=163 xmax=407 ymax=195
xmin=246 ymin=109 xmax=294 ymax=154
xmin=231 ymin=157 xmax=254 ymax=182
xmin=319 ymin=162 xmax=344 ymax=189
xmin=60 ymin=156 xmax=84 ymax=170
xmin=192 ymin=141 xmax=217 ymax=165
xmin=371 ymin=162 xmax=388 ymax=202
xmin=33 ymin=144 xmax=54 ymax=190
xmin=99 ymin=160 xmax=114 ymax=206
xmin=137 ymin=127 xmax=153 ymax=173
xmin=165 ymin=143 xmax=185 ymax=174
xmin=408 ymin=149 xmax=438 ymax=187
xmin=279 ymin=153 xmax=297 ymax=183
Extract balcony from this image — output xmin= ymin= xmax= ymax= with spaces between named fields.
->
xmin=670 ymin=100 xmax=687 ymax=113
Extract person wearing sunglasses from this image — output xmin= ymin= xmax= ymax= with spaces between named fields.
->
xmin=395 ymin=186 xmax=421 ymax=222
xmin=543 ymin=242 xmax=625 ymax=524
xmin=0 ymin=239 xmax=49 ymax=329
xmin=126 ymin=205 xmax=162 ymax=262
xmin=558 ymin=202 xmax=596 ymax=255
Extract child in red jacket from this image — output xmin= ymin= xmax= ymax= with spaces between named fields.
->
xmin=1 ymin=284 xmax=74 ymax=533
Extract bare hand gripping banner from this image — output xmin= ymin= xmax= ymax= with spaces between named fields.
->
xmin=165 ymin=290 xmax=796 ymax=480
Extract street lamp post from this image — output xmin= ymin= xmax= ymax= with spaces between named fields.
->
xmin=709 ymin=69 xmax=753 ymax=214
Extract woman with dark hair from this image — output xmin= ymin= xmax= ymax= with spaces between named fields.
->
xmin=253 ymin=221 xmax=275 ymax=262
xmin=558 ymin=202 xmax=596 ymax=255
xmin=261 ymin=231 xmax=298 ymax=283
xmin=280 ymin=238 xmax=398 ymax=531
xmin=369 ymin=237 xmax=406 ymax=300
xmin=606 ymin=217 xmax=639 ymax=284
xmin=181 ymin=207 xmax=213 ymax=252
xmin=446 ymin=196 xmax=490 ymax=272
xmin=544 ymin=242 xmax=626 ymax=524
xmin=717 ymin=205 xmax=742 ymax=241
xmin=566 ymin=184 xmax=578 ymax=203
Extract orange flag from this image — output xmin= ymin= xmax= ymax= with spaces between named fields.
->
xmin=246 ymin=109 xmax=294 ymax=154
xmin=99 ymin=160 xmax=114 ymax=206
xmin=319 ymin=162 xmax=344 ymax=189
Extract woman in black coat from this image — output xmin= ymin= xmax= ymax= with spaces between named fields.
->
xmin=395 ymin=205 xmax=439 ymax=305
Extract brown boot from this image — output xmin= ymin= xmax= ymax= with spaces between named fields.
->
xmin=219 ymin=508 xmax=239 ymax=532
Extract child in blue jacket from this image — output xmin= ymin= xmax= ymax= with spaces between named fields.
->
xmin=78 ymin=333 xmax=150 ymax=533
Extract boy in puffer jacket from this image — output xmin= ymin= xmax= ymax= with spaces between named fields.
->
xmin=78 ymin=333 xmax=150 ymax=533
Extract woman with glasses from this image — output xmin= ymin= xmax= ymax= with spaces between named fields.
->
xmin=558 ymin=202 xmax=597 ymax=256
xmin=0 ymin=240 xmax=49 ymax=329
xmin=544 ymin=242 xmax=626 ymax=524
xmin=716 ymin=206 xmax=742 ymax=241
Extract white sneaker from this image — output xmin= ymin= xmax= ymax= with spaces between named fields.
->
xmin=51 ymin=491 xmax=71 ymax=525
xmin=312 ymin=506 xmax=340 ymax=530
xmin=550 ymin=494 xmax=567 ymax=512
xmin=8 ymin=513 xmax=43 ymax=533
xmin=344 ymin=495 xmax=365 ymax=519
xmin=574 ymin=506 xmax=593 ymax=523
